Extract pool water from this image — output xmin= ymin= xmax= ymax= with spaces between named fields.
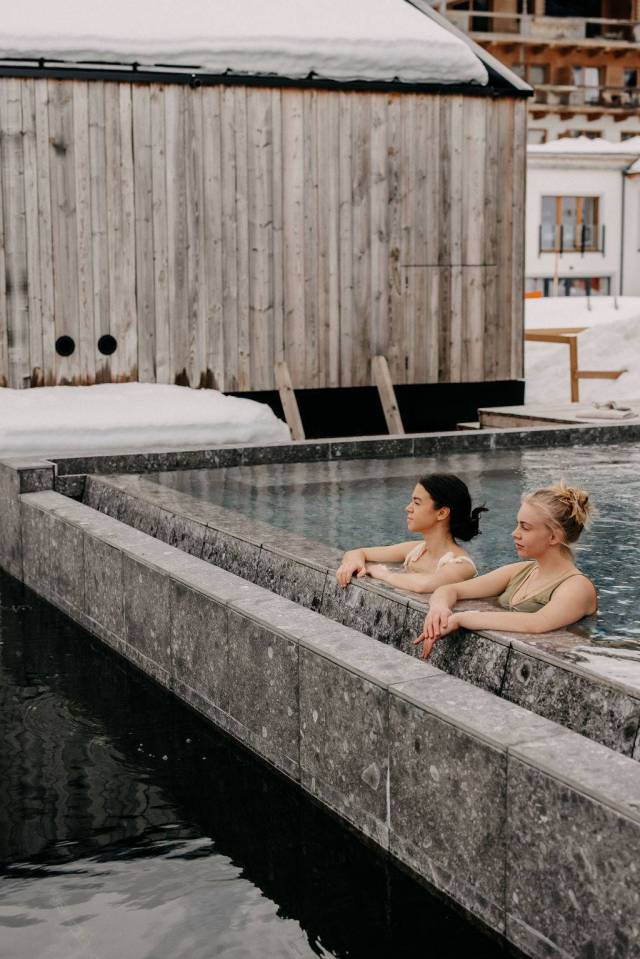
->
xmin=0 ymin=572 xmax=506 ymax=959
xmin=153 ymin=444 xmax=640 ymax=648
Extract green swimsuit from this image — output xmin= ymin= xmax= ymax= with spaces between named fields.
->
xmin=497 ymin=562 xmax=585 ymax=613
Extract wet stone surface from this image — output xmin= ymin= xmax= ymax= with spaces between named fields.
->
xmin=20 ymin=501 xmax=52 ymax=599
xmin=255 ymin=548 xmax=327 ymax=612
xmin=49 ymin=513 xmax=85 ymax=612
xmin=502 ymin=648 xmax=640 ymax=755
xmin=299 ymin=647 xmax=389 ymax=847
xmin=399 ymin=609 xmax=510 ymax=695
xmin=84 ymin=534 xmax=125 ymax=640
xmin=170 ymin=581 xmax=228 ymax=712
xmin=507 ymin=755 xmax=640 ymax=959
xmin=320 ymin=578 xmax=408 ymax=648
xmin=389 ymin=692 xmax=507 ymax=933
xmin=226 ymin=610 xmax=299 ymax=776
xmin=123 ymin=556 xmax=172 ymax=674
xmin=0 ymin=466 xmax=22 ymax=578
xmin=201 ymin=529 xmax=262 ymax=582
xmin=164 ymin=515 xmax=207 ymax=558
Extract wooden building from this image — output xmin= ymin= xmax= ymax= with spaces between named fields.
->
xmin=0 ymin=0 xmax=528 ymax=410
xmin=439 ymin=1 xmax=640 ymax=142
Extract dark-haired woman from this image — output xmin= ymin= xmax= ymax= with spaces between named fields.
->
xmin=336 ymin=473 xmax=486 ymax=594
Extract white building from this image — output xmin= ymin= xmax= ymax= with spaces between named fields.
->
xmin=526 ymin=137 xmax=640 ymax=297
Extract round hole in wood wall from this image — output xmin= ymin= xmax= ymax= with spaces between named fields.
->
xmin=55 ymin=335 xmax=76 ymax=357
xmin=97 ymin=334 xmax=117 ymax=356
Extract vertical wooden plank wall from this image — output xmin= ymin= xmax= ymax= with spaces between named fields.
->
xmin=0 ymin=78 xmax=525 ymax=390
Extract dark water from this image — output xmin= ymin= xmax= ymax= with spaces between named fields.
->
xmin=0 ymin=571 xmax=507 ymax=959
xmin=153 ymin=444 xmax=640 ymax=648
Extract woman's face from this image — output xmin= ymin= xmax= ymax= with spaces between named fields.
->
xmin=406 ymin=484 xmax=448 ymax=533
xmin=512 ymin=502 xmax=559 ymax=559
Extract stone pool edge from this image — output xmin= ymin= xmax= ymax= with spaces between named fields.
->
xmin=6 ymin=481 xmax=640 ymax=959
xmin=80 ymin=470 xmax=640 ymax=761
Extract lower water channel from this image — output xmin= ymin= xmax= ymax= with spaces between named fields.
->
xmin=0 ymin=570 xmax=508 ymax=959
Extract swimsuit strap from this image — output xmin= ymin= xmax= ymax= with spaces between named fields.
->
xmin=403 ymin=542 xmax=428 ymax=568
xmin=436 ymin=551 xmax=477 ymax=574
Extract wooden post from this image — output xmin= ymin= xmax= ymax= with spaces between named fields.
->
xmin=372 ymin=355 xmax=405 ymax=435
xmin=569 ymin=335 xmax=579 ymax=403
xmin=525 ymin=328 xmax=624 ymax=404
xmin=274 ymin=361 xmax=305 ymax=441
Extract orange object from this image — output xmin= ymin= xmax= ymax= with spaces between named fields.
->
xmin=525 ymin=290 xmax=543 ymax=299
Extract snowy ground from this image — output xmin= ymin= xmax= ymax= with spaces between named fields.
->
xmin=525 ymin=297 xmax=640 ymax=405
xmin=0 ymin=384 xmax=290 ymax=457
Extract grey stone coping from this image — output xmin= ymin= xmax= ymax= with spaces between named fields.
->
xmin=47 ymin=419 xmax=640 ymax=475
xmin=391 ymin=673 xmax=568 ymax=752
xmin=509 ymin=730 xmax=640 ymax=823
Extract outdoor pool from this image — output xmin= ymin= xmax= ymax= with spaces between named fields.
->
xmin=0 ymin=572 xmax=506 ymax=959
xmin=152 ymin=443 xmax=640 ymax=648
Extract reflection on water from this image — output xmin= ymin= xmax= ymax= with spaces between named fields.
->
xmin=153 ymin=444 xmax=640 ymax=650
xmin=0 ymin=572 xmax=507 ymax=959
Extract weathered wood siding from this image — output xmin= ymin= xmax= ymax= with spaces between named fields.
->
xmin=0 ymin=77 xmax=526 ymax=390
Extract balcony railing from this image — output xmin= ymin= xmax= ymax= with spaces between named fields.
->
xmin=532 ymin=84 xmax=640 ymax=110
xmin=441 ymin=7 xmax=640 ymax=43
xmin=538 ymin=223 xmax=605 ymax=256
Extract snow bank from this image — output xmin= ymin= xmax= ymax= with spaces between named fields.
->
xmin=0 ymin=384 xmax=290 ymax=457
xmin=0 ymin=0 xmax=487 ymax=86
xmin=525 ymin=300 xmax=640 ymax=405
xmin=526 ymin=295 xmax=640 ymax=331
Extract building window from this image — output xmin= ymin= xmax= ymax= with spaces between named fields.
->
xmin=621 ymin=130 xmax=640 ymax=140
xmin=540 ymin=196 xmax=601 ymax=253
xmin=528 ymin=129 xmax=547 ymax=145
xmin=512 ymin=63 xmax=548 ymax=86
xmin=527 ymin=277 xmax=611 ymax=297
xmin=572 ymin=66 xmax=602 ymax=104
xmin=624 ymin=69 xmax=638 ymax=89
xmin=529 ymin=64 xmax=548 ymax=86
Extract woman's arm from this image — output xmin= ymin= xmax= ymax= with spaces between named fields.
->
xmin=366 ymin=559 xmax=476 ymax=594
xmin=447 ymin=575 xmax=597 ymax=636
xmin=416 ymin=563 xmax=529 ymax=656
xmin=336 ymin=542 xmax=418 ymax=587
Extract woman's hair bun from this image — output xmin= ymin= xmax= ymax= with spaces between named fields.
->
xmin=548 ymin=481 xmax=592 ymax=527
xmin=524 ymin=480 xmax=593 ymax=545
xmin=452 ymin=503 xmax=489 ymax=542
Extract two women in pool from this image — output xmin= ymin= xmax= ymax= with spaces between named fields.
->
xmin=335 ymin=473 xmax=597 ymax=657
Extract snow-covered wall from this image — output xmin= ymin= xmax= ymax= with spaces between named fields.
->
xmin=0 ymin=0 xmax=487 ymax=86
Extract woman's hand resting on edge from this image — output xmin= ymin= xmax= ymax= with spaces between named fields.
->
xmin=336 ymin=551 xmax=367 ymax=588
xmin=414 ymin=603 xmax=456 ymax=659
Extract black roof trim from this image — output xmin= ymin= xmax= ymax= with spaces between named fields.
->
xmin=0 ymin=59 xmax=530 ymax=97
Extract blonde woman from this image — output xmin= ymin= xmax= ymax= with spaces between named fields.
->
xmin=416 ymin=482 xmax=597 ymax=658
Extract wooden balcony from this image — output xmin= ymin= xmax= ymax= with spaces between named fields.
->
xmin=441 ymin=6 xmax=640 ymax=48
xmin=530 ymin=84 xmax=640 ymax=116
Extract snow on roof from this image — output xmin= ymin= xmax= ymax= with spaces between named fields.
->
xmin=0 ymin=0 xmax=488 ymax=86
xmin=528 ymin=136 xmax=640 ymax=157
